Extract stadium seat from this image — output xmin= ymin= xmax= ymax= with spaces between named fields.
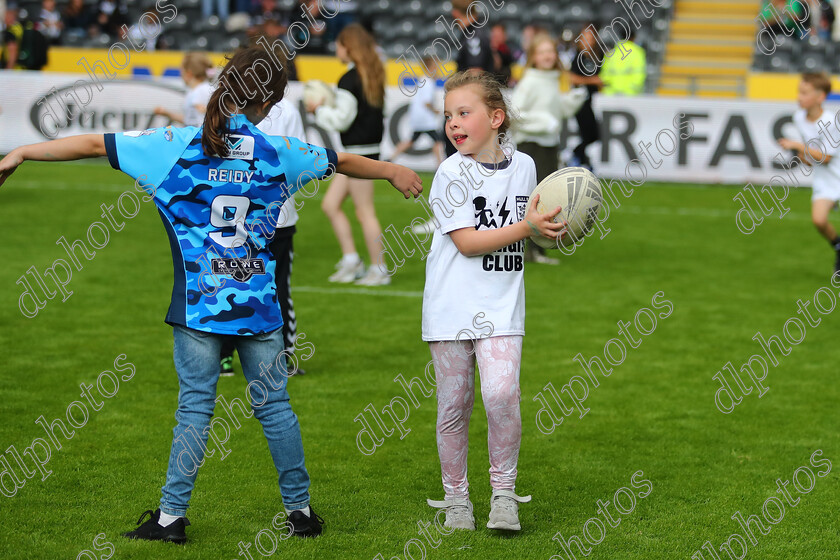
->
xmin=221 ymin=35 xmax=245 ymax=51
xmin=177 ymin=6 xmax=201 ymax=24
xmin=369 ymin=0 xmax=392 ymax=15
xmin=769 ymin=50 xmax=792 ymax=71
xmin=167 ymin=13 xmax=191 ymax=32
xmin=752 ymin=52 xmax=772 ymax=71
xmin=497 ymin=1 xmax=525 ymax=23
xmin=404 ymin=0 xmax=426 ymax=17
xmin=801 ymin=52 xmax=825 ymax=72
xmin=164 ymin=29 xmax=196 ymax=50
xmin=193 ymin=15 xmax=223 ymax=34
xmin=62 ymin=33 xmax=86 ymax=47
xmin=597 ymin=3 xmax=626 ymax=23
xmin=385 ymin=41 xmax=410 ymax=59
xmin=567 ymin=4 xmax=594 ymax=21
xmin=529 ymin=3 xmax=554 ymax=22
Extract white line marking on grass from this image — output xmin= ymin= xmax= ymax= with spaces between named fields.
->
xmin=292 ymin=285 xmax=423 ymax=298
xmin=618 ymin=205 xmax=809 ymax=220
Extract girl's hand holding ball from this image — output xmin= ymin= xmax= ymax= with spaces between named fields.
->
xmin=524 ymin=194 xmax=566 ymax=241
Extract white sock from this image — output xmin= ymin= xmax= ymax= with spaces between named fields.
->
xmin=158 ymin=511 xmax=181 ymax=527
xmin=285 ymin=506 xmax=311 ymax=517
xmin=341 ymin=253 xmax=360 ymax=266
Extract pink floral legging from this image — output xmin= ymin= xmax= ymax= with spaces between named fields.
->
xmin=428 ymin=335 xmax=523 ymax=499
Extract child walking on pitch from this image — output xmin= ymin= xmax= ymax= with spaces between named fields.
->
xmin=422 ymin=71 xmax=565 ymax=531
xmin=511 ymin=32 xmax=586 ymax=265
xmin=779 ymin=72 xmax=840 ymax=273
xmin=0 ymin=46 xmax=422 ymax=543
xmin=154 ymin=52 xmax=214 ymax=127
xmin=389 ymin=55 xmax=445 ymax=167
xmin=308 ymin=23 xmax=391 ymax=285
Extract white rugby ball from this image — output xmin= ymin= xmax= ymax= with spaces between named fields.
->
xmin=302 ymin=80 xmax=336 ymax=108
xmin=528 ymin=167 xmax=603 ymax=250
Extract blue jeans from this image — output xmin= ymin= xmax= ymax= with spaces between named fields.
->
xmin=202 ymin=0 xmax=229 ymax=19
xmin=160 ymin=325 xmax=310 ymax=516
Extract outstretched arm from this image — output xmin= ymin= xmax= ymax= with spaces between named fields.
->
xmin=335 ymin=152 xmax=423 ymax=199
xmin=779 ymin=137 xmax=829 ymax=165
xmin=0 ymin=135 xmax=107 ymax=187
xmin=154 ymin=107 xmax=185 ymax=125
xmin=449 ymin=195 xmax=566 ymax=257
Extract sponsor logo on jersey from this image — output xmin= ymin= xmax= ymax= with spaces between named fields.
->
xmin=124 ymin=129 xmax=156 ymax=137
xmin=224 ymin=135 xmax=255 ymax=160
xmin=207 ymin=169 xmax=255 ymax=183
xmin=211 ymin=258 xmax=266 ymax=282
xmin=516 ymin=196 xmax=528 ymax=221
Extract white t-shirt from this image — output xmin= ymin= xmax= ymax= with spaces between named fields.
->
xmin=258 ymin=98 xmax=306 ymax=228
xmin=422 ymin=151 xmax=537 ymax=341
xmin=409 ymin=79 xmax=441 ymax=132
xmin=792 ymin=108 xmax=840 ymax=201
xmin=183 ymin=82 xmax=213 ymax=127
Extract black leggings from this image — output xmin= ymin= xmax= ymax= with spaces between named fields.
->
xmin=221 ymin=226 xmax=297 ymax=360
xmin=518 ymin=142 xmax=559 ymax=258
xmin=573 ymin=99 xmax=600 ymax=167
xmin=517 ymin=142 xmax=558 ymax=183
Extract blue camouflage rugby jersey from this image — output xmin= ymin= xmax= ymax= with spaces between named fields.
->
xmin=104 ymin=114 xmax=337 ymax=335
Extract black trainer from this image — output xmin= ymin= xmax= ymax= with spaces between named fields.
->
xmin=288 ymin=507 xmax=324 ymax=538
xmin=122 ymin=509 xmax=189 ymax=544
xmin=834 ymin=250 xmax=840 ymax=275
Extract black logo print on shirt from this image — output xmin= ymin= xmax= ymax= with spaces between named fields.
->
xmin=474 ymin=196 xmax=498 ymax=229
xmin=473 ymin=196 xmax=525 ymax=272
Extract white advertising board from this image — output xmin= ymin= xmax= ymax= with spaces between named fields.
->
xmin=0 ymin=70 xmax=830 ymax=186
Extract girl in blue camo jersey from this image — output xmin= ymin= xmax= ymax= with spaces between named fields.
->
xmin=0 ymin=45 xmax=422 ymax=543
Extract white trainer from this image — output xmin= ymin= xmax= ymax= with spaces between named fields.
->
xmin=411 ymin=219 xmax=436 ymax=235
xmin=486 ymin=489 xmax=531 ymax=531
xmin=532 ymin=253 xmax=560 ymax=265
xmin=354 ymin=267 xmax=392 ymax=286
xmin=328 ymin=260 xmax=364 ymax=283
xmin=427 ymin=497 xmax=475 ymax=530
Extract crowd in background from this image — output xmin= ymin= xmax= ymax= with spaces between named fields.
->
xmin=0 ymin=0 xmax=647 ymax=101
xmin=0 ymin=0 xmax=359 ymax=67
xmin=760 ymin=0 xmax=836 ymax=41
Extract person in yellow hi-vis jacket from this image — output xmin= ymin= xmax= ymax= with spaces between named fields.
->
xmin=601 ymin=30 xmax=647 ymax=96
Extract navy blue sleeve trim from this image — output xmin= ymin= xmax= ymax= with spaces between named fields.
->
xmin=325 ymin=148 xmax=338 ymax=175
xmin=104 ymin=133 xmax=120 ymax=170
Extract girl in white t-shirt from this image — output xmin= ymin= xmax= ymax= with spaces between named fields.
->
xmin=389 ymin=55 xmax=445 ymax=166
xmin=511 ymin=33 xmax=586 ymax=265
xmin=423 ymin=71 xmax=565 ymax=532
xmin=154 ymin=53 xmax=214 ymax=127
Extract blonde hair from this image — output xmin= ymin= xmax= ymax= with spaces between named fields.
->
xmin=337 ymin=24 xmax=385 ymax=108
xmin=525 ymin=33 xmax=562 ymax=71
xmin=182 ymin=52 xmax=213 ymax=81
xmin=444 ymin=71 xmax=511 ymax=135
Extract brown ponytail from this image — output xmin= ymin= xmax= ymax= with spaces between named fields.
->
xmin=202 ymin=46 xmax=289 ymax=157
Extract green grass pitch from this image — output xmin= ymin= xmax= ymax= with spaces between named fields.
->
xmin=0 ymin=161 xmax=838 ymax=559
